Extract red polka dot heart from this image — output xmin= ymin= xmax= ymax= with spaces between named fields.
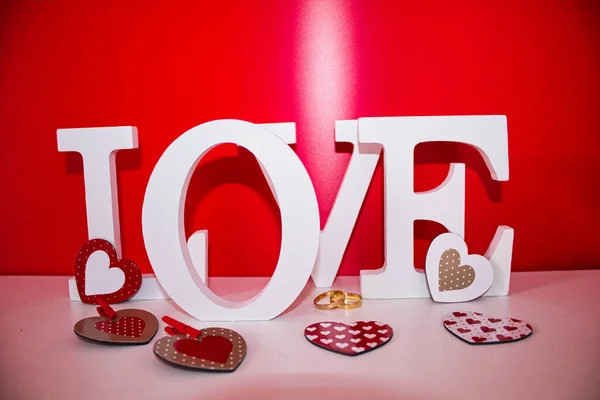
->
xmin=74 ymin=238 xmax=142 ymax=304
xmin=94 ymin=316 xmax=145 ymax=337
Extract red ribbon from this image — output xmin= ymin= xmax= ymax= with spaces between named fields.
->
xmin=162 ymin=316 xmax=201 ymax=338
xmin=95 ymin=296 xmax=117 ymax=320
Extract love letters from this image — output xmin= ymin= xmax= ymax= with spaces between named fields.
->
xmin=57 ymin=116 xmax=514 ymax=321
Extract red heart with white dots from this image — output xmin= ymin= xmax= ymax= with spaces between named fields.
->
xmin=94 ymin=316 xmax=145 ymax=337
xmin=304 ymin=321 xmax=393 ymax=356
xmin=443 ymin=311 xmax=533 ymax=345
xmin=74 ymin=238 xmax=142 ymax=304
xmin=74 ymin=309 xmax=158 ymax=345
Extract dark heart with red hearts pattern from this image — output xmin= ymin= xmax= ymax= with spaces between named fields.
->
xmin=74 ymin=309 xmax=158 ymax=345
xmin=75 ymin=238 xmax=142 ymax=304
xmin=304 ymin=321 xmax=393 ymax=356
xmin=443 ymin=311 xmax=533 ymax=345
xmin=153 ymin=328 xmax=247 ymax=372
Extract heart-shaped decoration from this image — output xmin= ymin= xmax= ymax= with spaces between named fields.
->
xmin=153 ymin=328 xmax=246 ymax=372
xmin=425 ymin=233 xmax=494 ymax=302
xmin=95 ymin=316 xmax=145 ymax=337
xmin=443 ymin=311 xmax=533 ymax=345
xmin=304 ymin=321 xmax=393 ymax=356
xmin=74 ymin=309 xmax=158 ymax=344
xmin=75 ymin=238 xmax=142 ymax=304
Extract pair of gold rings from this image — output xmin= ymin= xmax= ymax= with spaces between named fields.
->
xmin=314 ymin=290 xmax=363 ymax=310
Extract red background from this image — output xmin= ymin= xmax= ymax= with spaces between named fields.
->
xmin=1 ymin=0 xmax=599 ymax=277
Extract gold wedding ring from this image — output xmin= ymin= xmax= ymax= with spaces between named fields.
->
xmin=314 ymin=290 xmax=346 ymax=310
xmin=337 ymin=292 xmax=362 ymax=310
xmin=313 ymin=290 xmax=363 ymax=310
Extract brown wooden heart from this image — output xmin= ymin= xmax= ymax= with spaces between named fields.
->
xmin=74 ymin=309 xmax=158 ymax=345
xmin=153 ymin=328 xmax=246 ymax=372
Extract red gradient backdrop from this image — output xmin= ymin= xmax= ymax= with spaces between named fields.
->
xmin=1 ymin=0 xmax=599 ymax=277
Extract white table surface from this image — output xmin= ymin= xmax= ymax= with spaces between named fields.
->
xmin=1 ymin=271 xmax=599 ymax=400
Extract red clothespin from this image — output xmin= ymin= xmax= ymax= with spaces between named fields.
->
xmin=95 ymin=296 xmax=117 ymax=320
xmin=162 ymin=316 xmax=201 ymax=339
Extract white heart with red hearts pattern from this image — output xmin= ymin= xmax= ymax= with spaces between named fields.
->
xmin=443 ymin=311 xmax=533 ymax=344
xmin=425 ymin=233 xmax=494 ymax=303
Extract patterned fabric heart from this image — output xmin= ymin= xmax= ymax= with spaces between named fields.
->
xmin=304 ymin=321 xmax=393 ymax=356
xmin=443 ymin=311 xmax=533 ymax=345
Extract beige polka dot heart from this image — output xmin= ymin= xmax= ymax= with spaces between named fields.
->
xmin=438 ymin=249 xmax=475 ymax=292
xmin=425 ymin=233 xmax=494 ymax=303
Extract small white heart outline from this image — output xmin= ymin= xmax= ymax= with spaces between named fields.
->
xmin=335 ymin=343 xmax=348 ymax=349
xmin=307 ymin=335 xmax=318 ymax=341
xmin=425 ymin=233 xmax=494 ymax=303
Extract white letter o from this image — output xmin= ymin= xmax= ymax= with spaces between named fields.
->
xmin=142 ymin=119 xmax=320 ymax=321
